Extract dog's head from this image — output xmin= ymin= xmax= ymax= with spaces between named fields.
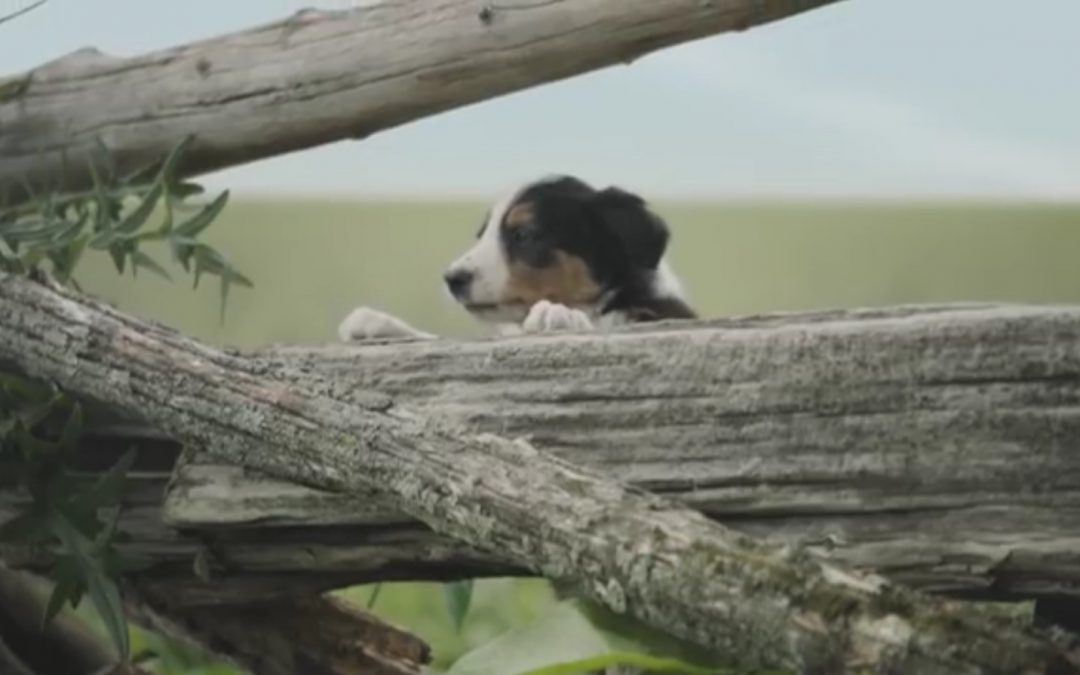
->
xmin=443 ymin=175 xmax=690 ymax=324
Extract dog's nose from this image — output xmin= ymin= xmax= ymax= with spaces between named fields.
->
xmin=443 ymin=269 xmax=474 ymax=298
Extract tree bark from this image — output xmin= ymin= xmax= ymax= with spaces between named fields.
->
xmin=0 ymin=0 xmax=844 ymax=202
xmin=4 ymin=301 xmax=1078 ymax=606
xmin=1 ymin=274 xmax=1077 ymax=674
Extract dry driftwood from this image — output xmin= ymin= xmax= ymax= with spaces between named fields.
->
xmin=1 ymin=272 xmax=1078 ymax=674
xmin=0 ymin=0 xmax=845 ymax=202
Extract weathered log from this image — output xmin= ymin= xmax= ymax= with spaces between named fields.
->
xmin=8 ymin=302 xmax=1077 ymax=604
xmin=1 ymin=273 xmax=1078 ymax=674
xmin=0 ymin=0 xmax=844 ymax=202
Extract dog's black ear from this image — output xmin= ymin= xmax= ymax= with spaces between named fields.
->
xmin=591 ymin=187 xmax=669 ymax=270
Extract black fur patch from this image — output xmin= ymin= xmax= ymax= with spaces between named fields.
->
xmin=496 ymin=176 xmax=695 ymax=321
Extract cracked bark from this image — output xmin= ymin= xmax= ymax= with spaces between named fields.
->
xmin=1 ymin=273 xmax=1078 ymax=674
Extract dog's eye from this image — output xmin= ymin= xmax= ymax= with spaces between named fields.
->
xmin=508 ymin=226 xmax=541 ymax=249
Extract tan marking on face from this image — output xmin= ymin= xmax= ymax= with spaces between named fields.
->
xmin=503 ymin=201 xmax=533 ymax=229
xmin=501 ymin=252 xmax=601 ymax=308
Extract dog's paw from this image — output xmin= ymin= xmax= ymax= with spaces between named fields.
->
xmin=521 ymin=300 xmax=593 ymax=333
xmin=337 ymin=306 xmax=434 ymax=342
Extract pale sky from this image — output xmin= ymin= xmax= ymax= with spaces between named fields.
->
xmin=3 ymin=0 xmax=1079 ymax=199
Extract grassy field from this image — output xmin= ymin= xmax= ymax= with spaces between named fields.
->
xmin=71 ymin=197 xmax=1080 ymax=672
xmin=76 ymin=197 xmax=1080 ymax=348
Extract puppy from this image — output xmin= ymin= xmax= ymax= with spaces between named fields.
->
xmin=338 ymin=175 xmax=695 ymax=342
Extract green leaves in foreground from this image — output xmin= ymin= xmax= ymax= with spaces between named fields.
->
xmin=445 ymin=599 xmax=750 ymax=675
xmin=0 ymin=375 xmax=145 ymax=661
xmin=0 ymin=137 xmax=247 ymax=665
xmin=0 ymin=136 xmax=251 ymax=320
xmin=444 ymin=579 xmax=475 ymax=630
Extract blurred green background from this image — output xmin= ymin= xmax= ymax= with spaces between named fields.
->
xmin=76 ymin=198 xmax=1080 ymax=348
xmin=71 ymin=196 xmax=1080 ymax=672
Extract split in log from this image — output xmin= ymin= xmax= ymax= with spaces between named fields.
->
xmin=2 ymin=273 xmax=1079 ymax=674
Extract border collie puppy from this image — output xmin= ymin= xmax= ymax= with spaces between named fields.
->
xmin=338 ymin=175 xmax=695 ymax=342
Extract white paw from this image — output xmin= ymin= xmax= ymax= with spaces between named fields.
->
xmin=521 ymin=300 xmax=593 ymax=333
xmin=337 ymin=306 xmax=434 ymax=342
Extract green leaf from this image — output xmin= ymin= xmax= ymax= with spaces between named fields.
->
xmin=90 ymin=161 xmax=112 ymax=233
xmin=131 ymin=250 xmax=172 ymax=281
xmin=3 ymin=219 xmax=71 ymax=244
xmin=56 ymin=401 xmax=83 ymax=454
xmin=93 ymin=506 xmax=122 ymax=554
xmin=445 ymin=600 xmax=736 ymax=675
xmin=158 ymin=135 xmax=193 ymax=186
xmin=42 ymin=556 xmax=86 ymax=629
xmin=0 ymin=510 xmax=49 ymax=545
xmin=107 ymin=241 xmax=129 ymax=274
xmin=50 ymin=513 xmax=130 ymax=660
xmin=17 ymin=392 xmax=62 ymax=430
xmin=84 ymin=556 xmax=129 ymax=660
xmin=366 ymin=583 xmax=382 ymax=609
xmin=12 ymin=422 xmax=59 ymax=460
xmin=186 ymin=246 xmax=252 ymax=322
xmin=444 ymin=579 xmax=474 ymax=631
xmin=167 ymin=235 xmax=201 ymax=271
xmin=516 ymin=653 xmax=732 ymax=675
xmin=72 ymin=447 xmax=136 ymax=515
xmin=46 ymin=234 xmax=90 ymax=284
xmin=17 ymin=246 xmax=47 ymax=271
xmin=445 ymin=601 xmax=607 ymax=675
xmin=114 ymin=181 xmax=163 ymax=234
xmin=173 ymin=190 xmax=229 ymax=239
xmin=172 ymin=182 xmax=205 ymax=200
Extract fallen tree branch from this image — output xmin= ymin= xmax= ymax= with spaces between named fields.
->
xmin=126 ymin=590 xmax=430 ymax=675
xmin=1 ymin=274 xmax=1077 ymax=673
xmin=0 ymin=0 xmax=47 ymax=27
xmin=0 ymin=0 xmax=844 ymax=202
xmin=3 ymin=302 xmax=1078 ymax=607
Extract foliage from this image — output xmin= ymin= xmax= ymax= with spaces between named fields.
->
xmin=0 ymin=136 xmax=250 ymax=321
xmin=338 ymin=579 xmax=557 ymax=673
xmin=0 ymin=377 xmax=142 ymax=660
xmin=444 ymin=579 xmax=475 ymax=631
xmin=445 ymin=599 xmax=742 ymax=675
xmin=0 ymin=137 xmax=245 ymax=665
